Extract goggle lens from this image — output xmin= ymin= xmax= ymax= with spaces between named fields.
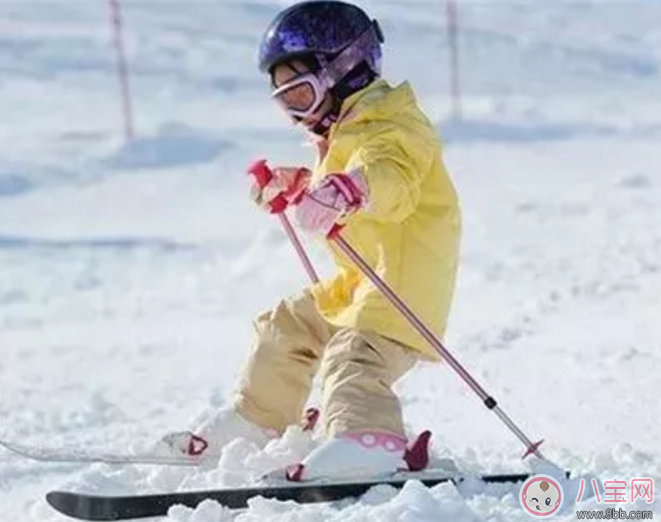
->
xmin=271 ymin=73 xmax=326 ymax=119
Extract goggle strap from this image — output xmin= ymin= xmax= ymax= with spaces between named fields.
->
xmin=318 ymin=24 xmax=381 ymax=89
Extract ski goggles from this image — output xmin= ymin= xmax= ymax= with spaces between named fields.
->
xmin=270 ymin=24 xmax=383 ymax=120
xmin=271 ymin=71 xmax=328 ymax=120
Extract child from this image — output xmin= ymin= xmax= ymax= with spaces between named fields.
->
xmin=161 ymin=0 xmax=461 ymax=482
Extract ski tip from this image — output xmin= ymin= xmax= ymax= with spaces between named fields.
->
xmin=47 ymin=491 xmax=101 ymax=521
xmin=47 ymin=491 xmax=78 ymax=518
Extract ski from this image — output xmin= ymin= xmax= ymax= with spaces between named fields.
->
xmin=0 ymin=409 xmax=321 ymax=467
xmin=0 ymin=438 xmax=196 ymax=467
xmin=46 ymin=470 xmax=538 ymax=521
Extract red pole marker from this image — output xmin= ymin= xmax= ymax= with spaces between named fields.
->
xmin=108 ymin=0 xmax=134 ymax=139
xmin=446 ymin=0 xmax=462 ymax=120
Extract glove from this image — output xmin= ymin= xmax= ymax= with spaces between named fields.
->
xmin=294 ymin=171 xmax=368 ymax=235
xmin=250 ymin=166 xmax=311 ymax=213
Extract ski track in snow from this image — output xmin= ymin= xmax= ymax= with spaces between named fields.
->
xmin=1 ymin=0 xmax=660 ymax=521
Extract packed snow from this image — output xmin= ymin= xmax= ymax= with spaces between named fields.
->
xmin=1 ymin=0 xmax=660 ymax=521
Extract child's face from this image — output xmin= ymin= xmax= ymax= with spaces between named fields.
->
xmin=271 ymin=61 xmax=333 ymax=133
xmin=524 ymin=480 xmax=561 ymax=514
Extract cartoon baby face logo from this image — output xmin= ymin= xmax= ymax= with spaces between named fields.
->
xmin=519 ymin=474 xmax=564 ymax=518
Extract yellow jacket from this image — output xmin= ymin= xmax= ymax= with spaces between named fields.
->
xmin=310 ymin=80 xmax=461 ymax=359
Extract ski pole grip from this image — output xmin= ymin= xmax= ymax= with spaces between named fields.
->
xmin=247 ymin=159 xmax=272 ymax=188
xmin=247 ymin=159 xmax=289 ymax=214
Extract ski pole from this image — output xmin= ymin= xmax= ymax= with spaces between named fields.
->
xmin=326 ymin=224 xmax=546 ymax=461
xmin=248 ymin=160 xmax=320 ymax=284
xmin=278 ymin=213 xmax=320 ymax=284
xmin=247 ymin=161 xmax=545 ymax=460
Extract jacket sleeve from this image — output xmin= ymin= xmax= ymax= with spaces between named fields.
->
xmin=345 ymin=131 xmax=432 ymax=224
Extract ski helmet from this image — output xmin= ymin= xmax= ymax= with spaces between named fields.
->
xmin=258 ymin=1 xmax=384 ymax=100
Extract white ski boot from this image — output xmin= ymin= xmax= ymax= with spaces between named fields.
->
xmin=156 ymin=408 xmax=275 ymax=462
xmin=283 ymin=429 xmax=431 ymax=482
xmin=157 ymin=407 xmax=321 ymax=463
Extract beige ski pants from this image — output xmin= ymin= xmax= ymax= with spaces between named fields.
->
xmin=234 ymin=291 xmax=421 ymax=438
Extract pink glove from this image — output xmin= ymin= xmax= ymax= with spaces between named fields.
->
xmin=250 ymin=166 xmax=311 ymax=213
xmin=294 ymin=171 xmax=368 ymax=235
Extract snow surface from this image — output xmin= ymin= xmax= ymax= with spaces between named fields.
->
xmin=1 ymin=0 xmax=660 ymax=521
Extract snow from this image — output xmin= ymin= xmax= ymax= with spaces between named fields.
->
xmin=1 ymin=0 xmax=660 ymax=521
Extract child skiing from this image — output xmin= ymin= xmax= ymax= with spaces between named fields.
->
xmin=161 ymin=0 xmax=461 ymax=482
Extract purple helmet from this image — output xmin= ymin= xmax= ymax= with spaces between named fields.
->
xmin=258 ymin=1 xmax=384 ymax=93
